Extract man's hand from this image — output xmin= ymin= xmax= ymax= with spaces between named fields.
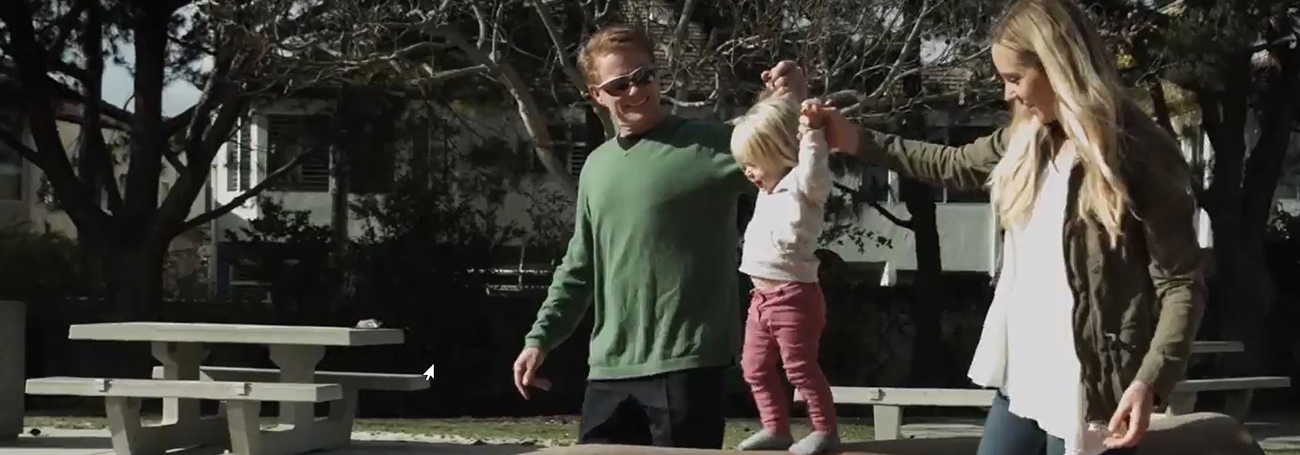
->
xmin=762 ymin=60 xmax=807 ymax=100
xmin=1104 ymin=380 xmax=1154 ymax=449
xmin=512 ymin=347 xmax=552 ymax=400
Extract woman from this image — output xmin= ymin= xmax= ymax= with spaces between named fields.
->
xmin=767 ymin=0 xmax=1206 ymax=454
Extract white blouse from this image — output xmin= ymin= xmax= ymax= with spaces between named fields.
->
xmin=967 ymin=145 xmax=1108 ymax=455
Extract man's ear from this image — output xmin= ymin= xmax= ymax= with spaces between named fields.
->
xmin=587 ymin=86 xmax=601 ymax=103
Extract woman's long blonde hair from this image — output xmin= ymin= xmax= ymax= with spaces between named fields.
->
xmin=988 ymin=0 xmax=1130 ymax=243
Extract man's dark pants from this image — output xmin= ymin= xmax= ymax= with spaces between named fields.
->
xmin=577 ymin=366 xmax=727 ymax=448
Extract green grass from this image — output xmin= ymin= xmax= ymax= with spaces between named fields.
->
xmin=24 ymin=415 xmax=875 ymax=446
xmin=355 ymin=416 xmax=879 ymax=447
xmin=21 ymin=415 xmax=1300 ymax=454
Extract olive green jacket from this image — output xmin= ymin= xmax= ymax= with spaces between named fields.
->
xmin=854 ymin=105 xmax=1207 ymax=420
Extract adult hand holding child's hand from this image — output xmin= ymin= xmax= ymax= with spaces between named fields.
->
xmin=819 ymin=106 xmax=858 ymax=155
xmin=762 ymin=60 xmax=807 ymax=99
xmin=800 ymin=99 xmax=827 ymax=131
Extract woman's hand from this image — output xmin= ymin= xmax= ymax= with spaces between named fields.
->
xmin=820 ymin=106 xmax=859 ymax=155
xmin=1104 ymin=380 xmax=1154 ymax=449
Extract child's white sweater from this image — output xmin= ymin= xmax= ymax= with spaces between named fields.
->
xmin=739 ymin=129 xmax=831 ymax=283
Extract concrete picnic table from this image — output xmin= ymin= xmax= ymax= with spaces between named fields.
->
xmin=65 ymin=322 xmax=406 ymax=455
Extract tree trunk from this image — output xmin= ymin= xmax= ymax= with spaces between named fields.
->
xmin=900 ymin=178 xmax=945 ymax=386
xmin=1199 ymin=57 xmax=1270 ymax=376
xmin=1208 ymin=209 xmax=1271 ymax=376
xmin=328 ymin=140 xmax=350 ymax=316
xmin=101 ymin=240 xmax=168 ymax=321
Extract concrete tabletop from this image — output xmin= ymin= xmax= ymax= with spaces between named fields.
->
xmin=67 ymin=322 xmax=404 ymax=346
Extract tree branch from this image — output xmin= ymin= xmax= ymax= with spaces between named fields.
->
xmin=47 ymin=57 xmax=89 ymax=82
xmin=869 ymin=0 xmax=932 ymax=100
xmin=1149 ymin=81 xmax=1176 ymax=137
xmin=78 ymin=0 xmax=121 ymax=213
xmin=529 ymin=0 xmax=587 ymax=96
xmin=336 ymin=42 xmax=442 ymax=69
xmin=423 ymin=64 xmax=489 ymax=84
xmin=427 ymin=25 xmax=577 ymax=197
xmin=1 ymin=66 xmax=141 ymax=126
xmin=529 ymin=0 xmax=614 ymax=136
xmin=663 ymin=94 xmax=715 ymax=108
xmin=174 ymin=145 xmax=324 ymax=235
xmin=1246 ymin=35 xmax=1298 ymax=55
xmin=162 ymin=148 xmax=186 ymax=174
xmin=0 ymin=0 xmax=108 ymax=231
xmin=834 ymin=182 xmax=912 ymax=229
xmin=54 ymin=113 xmax=129 ymax=131
xmin=162 ymin=105 xmax=198 ymax=138
xmin=471 ymin=4 xmax=490 ymax=51
xmin=0 ymin=128 xmax=42 ymax=166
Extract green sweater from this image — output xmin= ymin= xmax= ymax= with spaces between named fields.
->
xmin=523 ymin=116 xmax=753 ymax=380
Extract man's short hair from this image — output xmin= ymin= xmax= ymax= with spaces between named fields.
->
xmin=578 ymin=25 xmax=655 ymax=86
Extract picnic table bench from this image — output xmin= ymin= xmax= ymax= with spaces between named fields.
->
xmin=800 ymin=340 xmax=1290 ymax=441
xmin=24 ymin=322 xmax=429 ymax=455
xmin=1163 ymin=340 xmax=1290 ymax=419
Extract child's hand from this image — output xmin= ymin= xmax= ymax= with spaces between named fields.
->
xmin=800 ymin=99 xmax=827 ymax=132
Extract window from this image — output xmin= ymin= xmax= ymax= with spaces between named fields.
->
xmin=539 ymin=121 xmax=590 ymax=176
xmin=266 ymin=114 xmax=330 ymax=192
xmin=239 ymin=124 xmax=251 ymax=191
xmin=0 ymin=114 xmax=22 ymax=200
xmin=567 ymin=142 xmax=592 ymax=176
xmin=225 ymin=121 xmax=252 ymax=192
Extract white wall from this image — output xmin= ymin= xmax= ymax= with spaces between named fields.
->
xmin=823 ymin=200 xmax=996 ymax=273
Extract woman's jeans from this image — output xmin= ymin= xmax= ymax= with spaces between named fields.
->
xmin=977 ymin=392 xmax=1138 ymax=455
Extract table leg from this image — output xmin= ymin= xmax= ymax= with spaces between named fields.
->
xmin=268 ymin=345 xmax=326 ymax=428
xmin=226 ymin=401 xmax=264 ymax=455
xmin=106 ymin=397 xmax=145 ymax=455
xmin=1223 ymin=390 xmax=1254 ymax=420
xmin=1164 ymin=391 xmax=1197 ymax=416
xmin=150 ymin=342 xmax=208 ymax=425
xmin=873 ymin=405 xmax=902 ymax=440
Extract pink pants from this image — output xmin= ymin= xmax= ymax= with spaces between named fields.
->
xmin=741 ymin=281 xmax=837 ymax=434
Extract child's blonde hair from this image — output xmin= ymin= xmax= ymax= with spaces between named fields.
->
xmin=731 ymin=92 xmax=800 ymax=174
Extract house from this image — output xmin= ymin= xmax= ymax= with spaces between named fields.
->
xmin=208 ymin=93 xmax=578 ymax=297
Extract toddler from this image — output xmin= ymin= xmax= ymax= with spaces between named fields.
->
xmin=730 ymin=91 xmax=838 ymax=455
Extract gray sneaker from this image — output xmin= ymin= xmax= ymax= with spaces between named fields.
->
xmin=736 ymin=428 xmax=794 ymax=451
xmin=789 ymin=431 xmax=839 ymax=455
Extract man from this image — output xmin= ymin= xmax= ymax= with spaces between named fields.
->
xmin=511 ymin=25 xmax=806 ymax=448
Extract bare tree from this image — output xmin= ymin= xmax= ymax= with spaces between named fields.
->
xmin=0 ymin=0 xmax=520 ymax=316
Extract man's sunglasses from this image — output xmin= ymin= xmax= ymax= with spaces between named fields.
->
xmin=596 ymin=66 xmax=657 ymax=97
